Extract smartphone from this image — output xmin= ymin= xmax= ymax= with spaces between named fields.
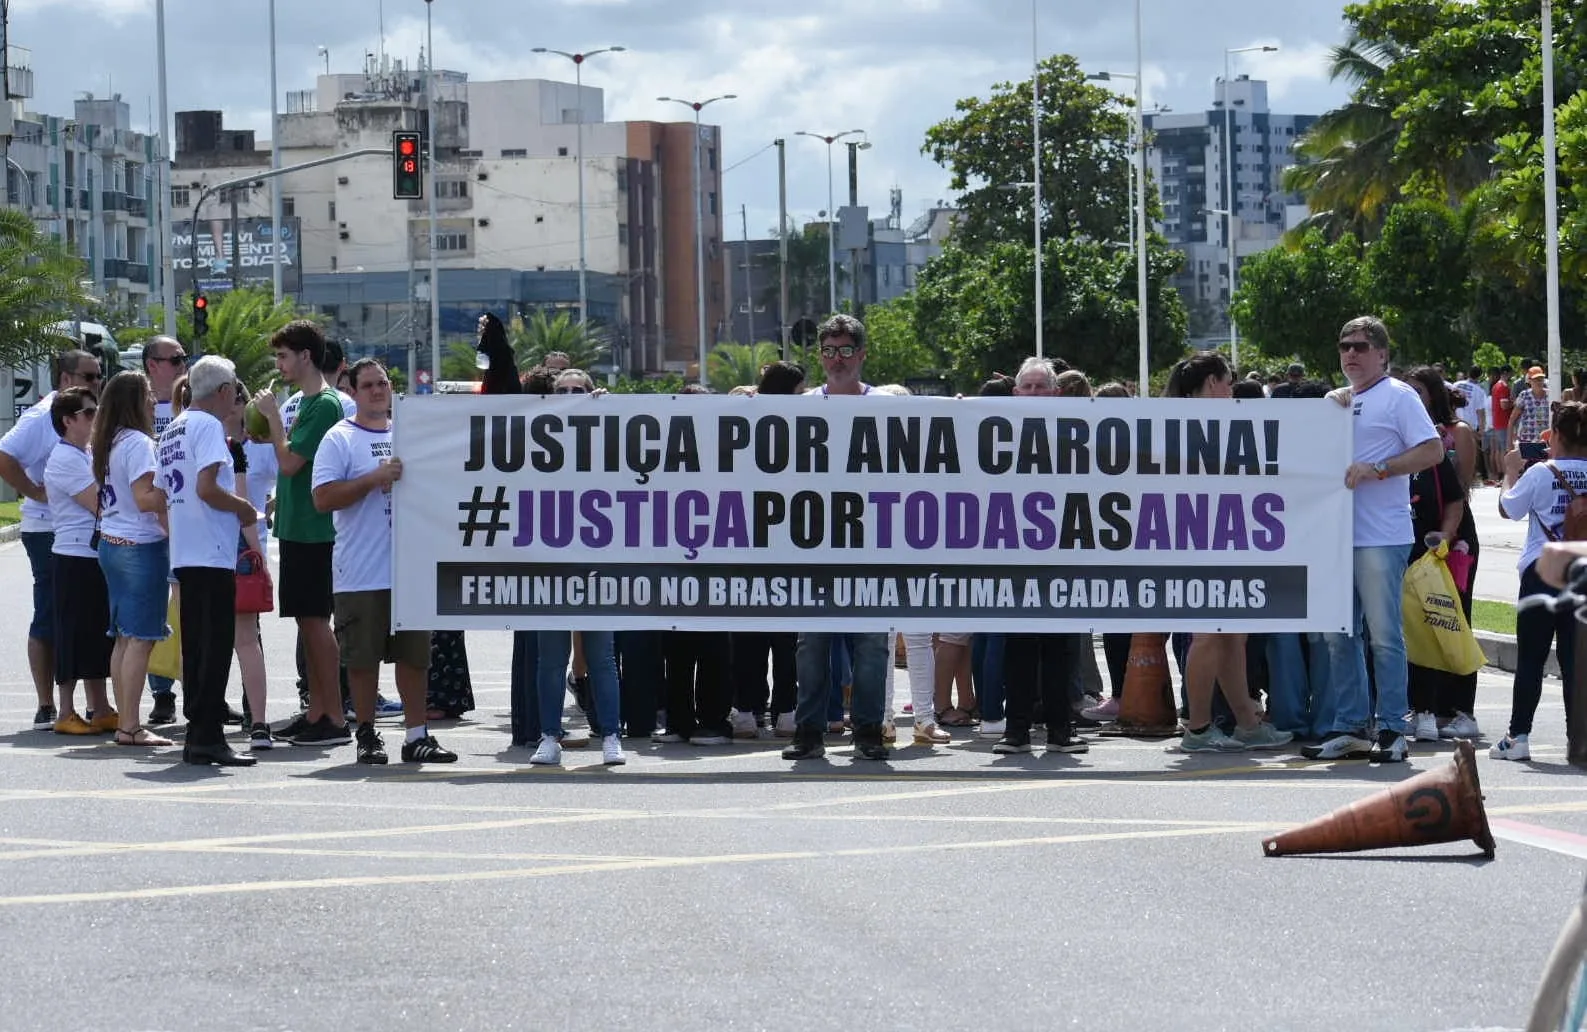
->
xmin=1520 ymin=441 xmax=1548 ymax=462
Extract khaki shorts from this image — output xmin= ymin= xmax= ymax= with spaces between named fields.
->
xmin=334 ymin=590 xmax=432 ymax=669
xmin=935 ymin=632 xmax=972 ymax=647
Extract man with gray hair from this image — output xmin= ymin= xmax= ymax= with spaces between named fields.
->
xmin=160 ymin=356 xmax=259 ymax=766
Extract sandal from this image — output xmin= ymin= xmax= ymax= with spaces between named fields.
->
xmin=113 ymin=726 xmax=173 ymax=747
xmin=936 ymin=707 xmax=975 ymax=728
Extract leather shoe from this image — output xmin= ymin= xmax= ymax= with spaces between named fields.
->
xmin=183 ymin=743 xmax=258 ymax=767
xmin=224 ymin=704 xmax=246 ymax=725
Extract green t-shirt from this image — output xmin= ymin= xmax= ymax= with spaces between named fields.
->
xmin=275 ymin=387 xmax=344 ymax=543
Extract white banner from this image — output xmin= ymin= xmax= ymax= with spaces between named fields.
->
xmin=390 ymin=394 xmax=1354 ymax=633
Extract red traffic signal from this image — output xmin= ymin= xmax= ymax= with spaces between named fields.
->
xmin=194 ymin=295 xmax=208 ymax=310
xmin=393 ymin=131 xmax=424 ymax=200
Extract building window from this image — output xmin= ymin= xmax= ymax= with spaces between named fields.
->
xmin=329 ymin=200 xmax=336 ymax=221
xmin=500 ymin=148 xmax=526 ymax=158
xmin=171 ymin=185 xmax=190 ymax=209
xmin=708 ymin=148 xmax=717 ymax=172
xmin=436 ymin=231 xmax=469 ymax=251
xmin=437 ymin=180 xmax=469 ymax=199
xmin=618 ymin=224 xmax=629 ymax=246
xmin=617 ymin=166 xmax=628 ymax=192
xmin=282 ymin=196 xmax=295 ymax=217
xmin=557 ymin=146 xmax=569 ymax=157
xmin=709 ymin=191 xmax=717 ymax=216
xmin=330 ymin=256 xmax=337 ymax=271
xmin=457 ymin=149 xmax=483 ymax=158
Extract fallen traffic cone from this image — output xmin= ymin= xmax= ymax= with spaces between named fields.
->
xmin=1263 ymin=740 xmax=1496 ymax=858
xmin=1098 ymin=633 xmax=1179 ymax=738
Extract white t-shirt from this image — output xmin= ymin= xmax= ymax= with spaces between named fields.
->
xmin=0 ymin=392 xmax=60 ymax=532
xmin=1501 ymin=457 xmax=1587 ymax=572
xmin=160 ymin=409 xmax=239 ymax=570
xmin=100 ymin=429 xmax=166 ymax=543
xmin=1452 ymin=378 xmax=1489 ymax=430
xmin=44 ymin=440 xmax=97 ymax=558
xmin=1349 ymin=376 xmax=1440 ymax=547
xmin=282 ymin=388 xmax=356 ymax=432
xmin=311 ymin=419 xmax=394 ymax=593
xmin=153 ymin=399 xmax=175 ymax=436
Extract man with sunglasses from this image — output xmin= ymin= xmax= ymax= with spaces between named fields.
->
xmin=1300 ymin=316 xmax=1443 ymax=764
xmin=0 ymin=349 xmax=102 ymax=729
xmin=140 ymin=335 xmax=188 ymax=723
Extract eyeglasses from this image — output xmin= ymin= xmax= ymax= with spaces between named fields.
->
xmin=554 ymin=386 xmax=589 ymax=395
xmin=1338 ymin=339 xmax=1376 ymax=354
xmin=78 ymin=406 xmax=98 ymax=418
xmin=819 ymin=344 xmax=860 ymax=359
xmin=152 ymin=355 xmax=187 ymax=367
xmin=77 ymin=370 xmax=102 ymax=382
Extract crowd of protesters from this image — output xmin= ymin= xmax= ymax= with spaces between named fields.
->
xmin=1 ymin=312 xmax=1581 ymax=769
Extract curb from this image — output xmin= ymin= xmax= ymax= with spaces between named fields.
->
xmin=0 ymin=523 xmax=19 ymax=545
xmin=1475 ymin=629 xmax=1554 ymax=679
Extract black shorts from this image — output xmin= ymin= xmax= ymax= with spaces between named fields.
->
xmin=278 ymin=540 xmax=334 ymax=620
xmin=52 ymin=553 xmax=113 ymax=684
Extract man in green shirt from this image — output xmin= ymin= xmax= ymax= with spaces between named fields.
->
xmin=252 ymin=321 xmax=350 ymax=746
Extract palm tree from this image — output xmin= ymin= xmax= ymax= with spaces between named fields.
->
xmin=0 ymin=209 xmax=90 ymax=366
xmin=508 ymin=309 xmax=611 ymax=372
xmin=181 ymin=286 xmax=314 ymax=389
xmin=706 ymin=342 xmax=780 ymax=393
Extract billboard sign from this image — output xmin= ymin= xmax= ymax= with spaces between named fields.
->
xmin=172 ymin=216 xmax=302 ymax=296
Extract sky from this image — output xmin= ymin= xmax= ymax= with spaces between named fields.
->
xmin=12 ymin=0 xmax=1358 ymax=243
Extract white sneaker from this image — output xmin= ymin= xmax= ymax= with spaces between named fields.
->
xmin=728 ymin=709 xmax=760 ymax=739
xmin=977 ymin=718 xmax=1007 ymax=740
xmin=601 ymin=734 xmax=626 ymax=766
xmin=1490 ymin=734 xmax=1530 ymax=761
xmin=1441 ymin=712 xmax=1481 ymax=739
xmin=1412 ymin=711 xmax=1439 ymax=743
xmin=529 ymin=734 xmax=562 ymax=766
xmin=774 ymin=712 xmax=796 ymax=738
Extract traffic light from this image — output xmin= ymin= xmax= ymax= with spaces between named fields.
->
xmin=193 ymin=294 xmax=209 ymax=338
xmin=393 ymin=131 xmax=423 ymax=199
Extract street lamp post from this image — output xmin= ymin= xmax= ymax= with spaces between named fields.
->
xmin=659 ymin=94 xmax=736 ymax=385
xmin=1542 ymin=0 xmax=1561 ymax=401
xmin=1032 ymin=0 xmax=1043 ymax=358
xmin=268 ymin=0 xmax=283 ymax=304
xmin=1088 ymin=67 xmax=1150 ymax=393
xmin=155 ymin=0 xmax=175 ymax=333
xmin=795 ymin=129 xmax=865 ymax=316
xmin=532 ymin=46 xmax=624 ymax=337
xmin=425 ymin=0 xmax=440 ymax=381
xmin=1220 ymin=43 xmax=1278 ymax=371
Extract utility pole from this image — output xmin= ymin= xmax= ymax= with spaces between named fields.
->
xmin=846 ymin=140 xmax=861 ymax=312
xmin=425 ymin=0 xmax=440 ymax=381
xmin=776 ymin=138 xmax=789 ymax=360
xmin=156 ymin=0 xmax=176 ymax=332
xmin=268 ymin=0 xmax=283 ymax=303
xmin=228 ymin=188 xmax=242 ymax=293
xmin=741 ymin=204 xmax=753 ymax=346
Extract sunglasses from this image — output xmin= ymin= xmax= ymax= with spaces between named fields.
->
xmin=77 ymin=371 xmax=102 ymax=382
xmin=819 ymin=344 xmax=860 ymax=359
xmin=1337 ymin=339 xmax=1376 ymax=353
xmin=77 ymin=406 xmax=98 ymax=418
xmin=152 ymin=355 xmax=188 ymax=367
xmin=554 ymin=386 xmax=589 ymax=395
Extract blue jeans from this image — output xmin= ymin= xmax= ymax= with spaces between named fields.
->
xmin=796 ymin=632 xmax=887 ymax=731
xmin=21 ymin=531 xmax=54 ymax=643
xmin=1321 ymin=544 xmax=1411 ymax=735
xmin=972 ymin=633 xmax=1006 ymax=721
xmin=536 ymin=630 xmax=619 ymax=739
xmin=827 ymin=636 xmax=851 ymax=722
xmin=1264 ymin=633 xmax=1311 ymax=736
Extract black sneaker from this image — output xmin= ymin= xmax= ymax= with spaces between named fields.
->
xmin=1368 ymin=729 xmax=1409 ymax=764
xmin=851 ymin=724 xmax=891 ymax=761
xmin=992 ymin=729 xmax=1033 ymax=754
xmin=781 ymin=728 xmax=826 ymax=760
xmin=1045 ymin=728 xmax=1090 ymax=754
xmin=356 ymin=723 xmax=388 ymax=765
xmin=400 ymin=734 xmax=458 ymax=764
xmin=271 ymin=712 xmax=316 ymax=742
xmin=289 ymin=716 xmax=353 ymax=747
xmin=248 ymin=723 xmax=274 ymax=752
xmin=31 ymin=705 xmax=57 ymax=730
xmin=147 ymin=695 xmax=176 ymax=725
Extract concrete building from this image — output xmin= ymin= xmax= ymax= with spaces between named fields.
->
xmin=172 ymin=58 xmax=724 ymax=375
xmin=1144 ymin=77 xmax=1315 ymax=338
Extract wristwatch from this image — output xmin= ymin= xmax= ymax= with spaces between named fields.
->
xmin=1372 ymin=461 xmax=1389 ymax=480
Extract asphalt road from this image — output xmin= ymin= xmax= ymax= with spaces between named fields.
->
xmin=0 ymin=535 xmax=1584 ymax=1032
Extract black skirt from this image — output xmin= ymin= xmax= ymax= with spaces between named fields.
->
xmin=52 ymin=553 xmax=113 ymax=683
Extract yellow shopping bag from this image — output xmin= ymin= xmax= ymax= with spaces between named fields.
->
xmin=1402 ymin=543 xmax=1485 ymax=676
xmin=146 ymin=593 xmax=182 ymax=681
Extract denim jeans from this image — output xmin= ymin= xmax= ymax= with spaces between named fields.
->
xmin=1321 ymin=544 xmax=1412 ymax=735
xmin=971 ymin=634 xmax=1006 ymax=722
xmin=796 ymin=632 xmax=887 ymax=731
xmin=1305 ymin=631 xmax=1334 ymax=738
xmin=21 ymin=531 xmax=55 ymax=643
xmin=1509 ymin=563 xmax=1578 ymax=738
xmin=1264 ymin=633 xmax=1311 ymax=735
xmin=536 ymin=630 xmax=619 ymax=739
xmin=827 ymin=636 xmax=851 ymax=721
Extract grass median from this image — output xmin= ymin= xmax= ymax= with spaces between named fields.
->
xmin=0 ymin=500 xmax=17 ymax=527
xmin=1473 ymin=599 xmax=1517 ymax=636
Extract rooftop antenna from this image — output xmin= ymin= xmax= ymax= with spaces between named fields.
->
xmin=377 ymin=0 xmax=386 ymax=75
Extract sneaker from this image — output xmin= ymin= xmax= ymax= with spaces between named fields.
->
xmin=529 ymin=734 xmax=563 ymax=766
xmin=781 ymin=730 xmax=826 ymax=760
xmin=1081 ymin=697 xmax=1120 ymax=721
xmin=1369 ymin=729 xmax=1409 ymax=763
xmin=1490 ymin=734 xmax=1531 ymax=761
xmin=1232 ymin=723 xmax=1294 ymax=751
xmin=1077 ymin=693 xmax=1103 ymax=714
xmin=375 ymin=695 xmax=404 ymax=717
xmin=992 ymin=730 xmax=1032 ymax=754
xmin=728 ymin=709 xmax=760 ymax=739
xmin=31 ymin=705 xmax=57 ymax=730
xmin=914 ymin=723 xmax=952 ymax=746
xmin=272 ymin=712 xmax=316 ymax=742
xmin=248 ymin=723 xmax=274 ymax=752
xmin=88 ymin=710 xmax=120 ymax=734
xmin=692 ymin=730 xmax=730 ymax=746
xmin=773 ymin=712 xmax=797 ymax=739
xmin=601 ymin=734 xmax=626 ymax=766
xmin=1179 ymin=725 xmax=1246 ymax=752
xmin=1411 ymin=711 xmax=1439 ymax=743
xmin=1045 ymin=730 xmax=1090 ymax=754
xmin=289 ymin=716 xmax=353 ymax=747
xmin=977 ymin=718 xmax=1007 ymax=740
xmin=1441 ymin=712 xmax=1481 ymax=740
xmin=1299 ymin=732 xmax=1373 ymax=760
xmin=147 ymin=696 xmax=176 ymax=725
xmin=343 ymin=699 xmax=357 ymax=722
xmin=355 ymin=723 xmax=388 ymax=765
xmin=401 ymin=734 xmax=458 ymax=764
xmin=651 ymin=729 xmax=686 ymax=744
xmin=52 ymin=713 xmax=97 ymax=735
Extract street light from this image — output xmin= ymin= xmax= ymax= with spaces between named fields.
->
xmin=1219 ymin=43 xmax=1278 ymax=371
xmin=1088 ymin=68 xmax=1149 ymax=390
xmin=425 ymin=0 xmax=440 ymax=382
xmin=1031 ymin=0 xmax=1044 ymax=358
xmin=1542 ymin=0 xmax=1561 ymax=401
xmin=795 ymin=129 xmax=865 ymax=316
xmin=533 ymin=46 xmax=625 ymax=336
xmin=659 ymin=94 xmax=737 ymax=385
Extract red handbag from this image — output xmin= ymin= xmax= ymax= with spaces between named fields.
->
xmin=235 ymin=549 xmax=274 ymax=615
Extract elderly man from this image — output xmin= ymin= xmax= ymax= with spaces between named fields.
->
xmin=0 ymin=349 xmax=103 ymax=729
xmin=1301 ymin=316 xmax=1443 ymax=763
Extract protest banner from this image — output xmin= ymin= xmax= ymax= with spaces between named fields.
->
xmin=390 ymin=394 xmax=1354 ymax=632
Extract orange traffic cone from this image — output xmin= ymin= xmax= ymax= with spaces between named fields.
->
xmin=1263 ymin=740 xmax=1496 ymax=858
xmin=1098 ymin=633 xmax=1179 ymax=738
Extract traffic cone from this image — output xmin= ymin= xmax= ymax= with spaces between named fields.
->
xmin=1098 ymin=633 xmax=1179 ymax=738
xmin=1263 ymin=740 xmax=1496 ymax=858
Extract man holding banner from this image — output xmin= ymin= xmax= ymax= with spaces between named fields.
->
xmin=784 ymin=315 xmax=891 ymax=762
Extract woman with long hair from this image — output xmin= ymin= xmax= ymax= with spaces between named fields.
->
xmin=92 ymin=371 xmax=172 ymax=747
xmin=1166 ymin=352 xmax=1292 ymax=753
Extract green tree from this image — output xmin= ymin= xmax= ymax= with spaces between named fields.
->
xmin=706 ymin=341 xmax=780 ymax=393
xmin=508 ymin=309 xmax=611 ymax=372
xmin=441 ymin=341 xmax=482 ymax=383
xmin=859 ymin=294 xmax=939 ymax=386
xmin=1361 ymin=199 xmax=1473 ymax=365
xmin=181 ymin=287 xmax=307 ymax=390
xmin=1231 ymin=230 xmax=1369 ymax=374
xmin=0 ymin=209 xmax=92 ymax=367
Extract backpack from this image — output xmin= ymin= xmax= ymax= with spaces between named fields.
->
xmin=1544 ymin=462 xmax=1587 ymax=541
